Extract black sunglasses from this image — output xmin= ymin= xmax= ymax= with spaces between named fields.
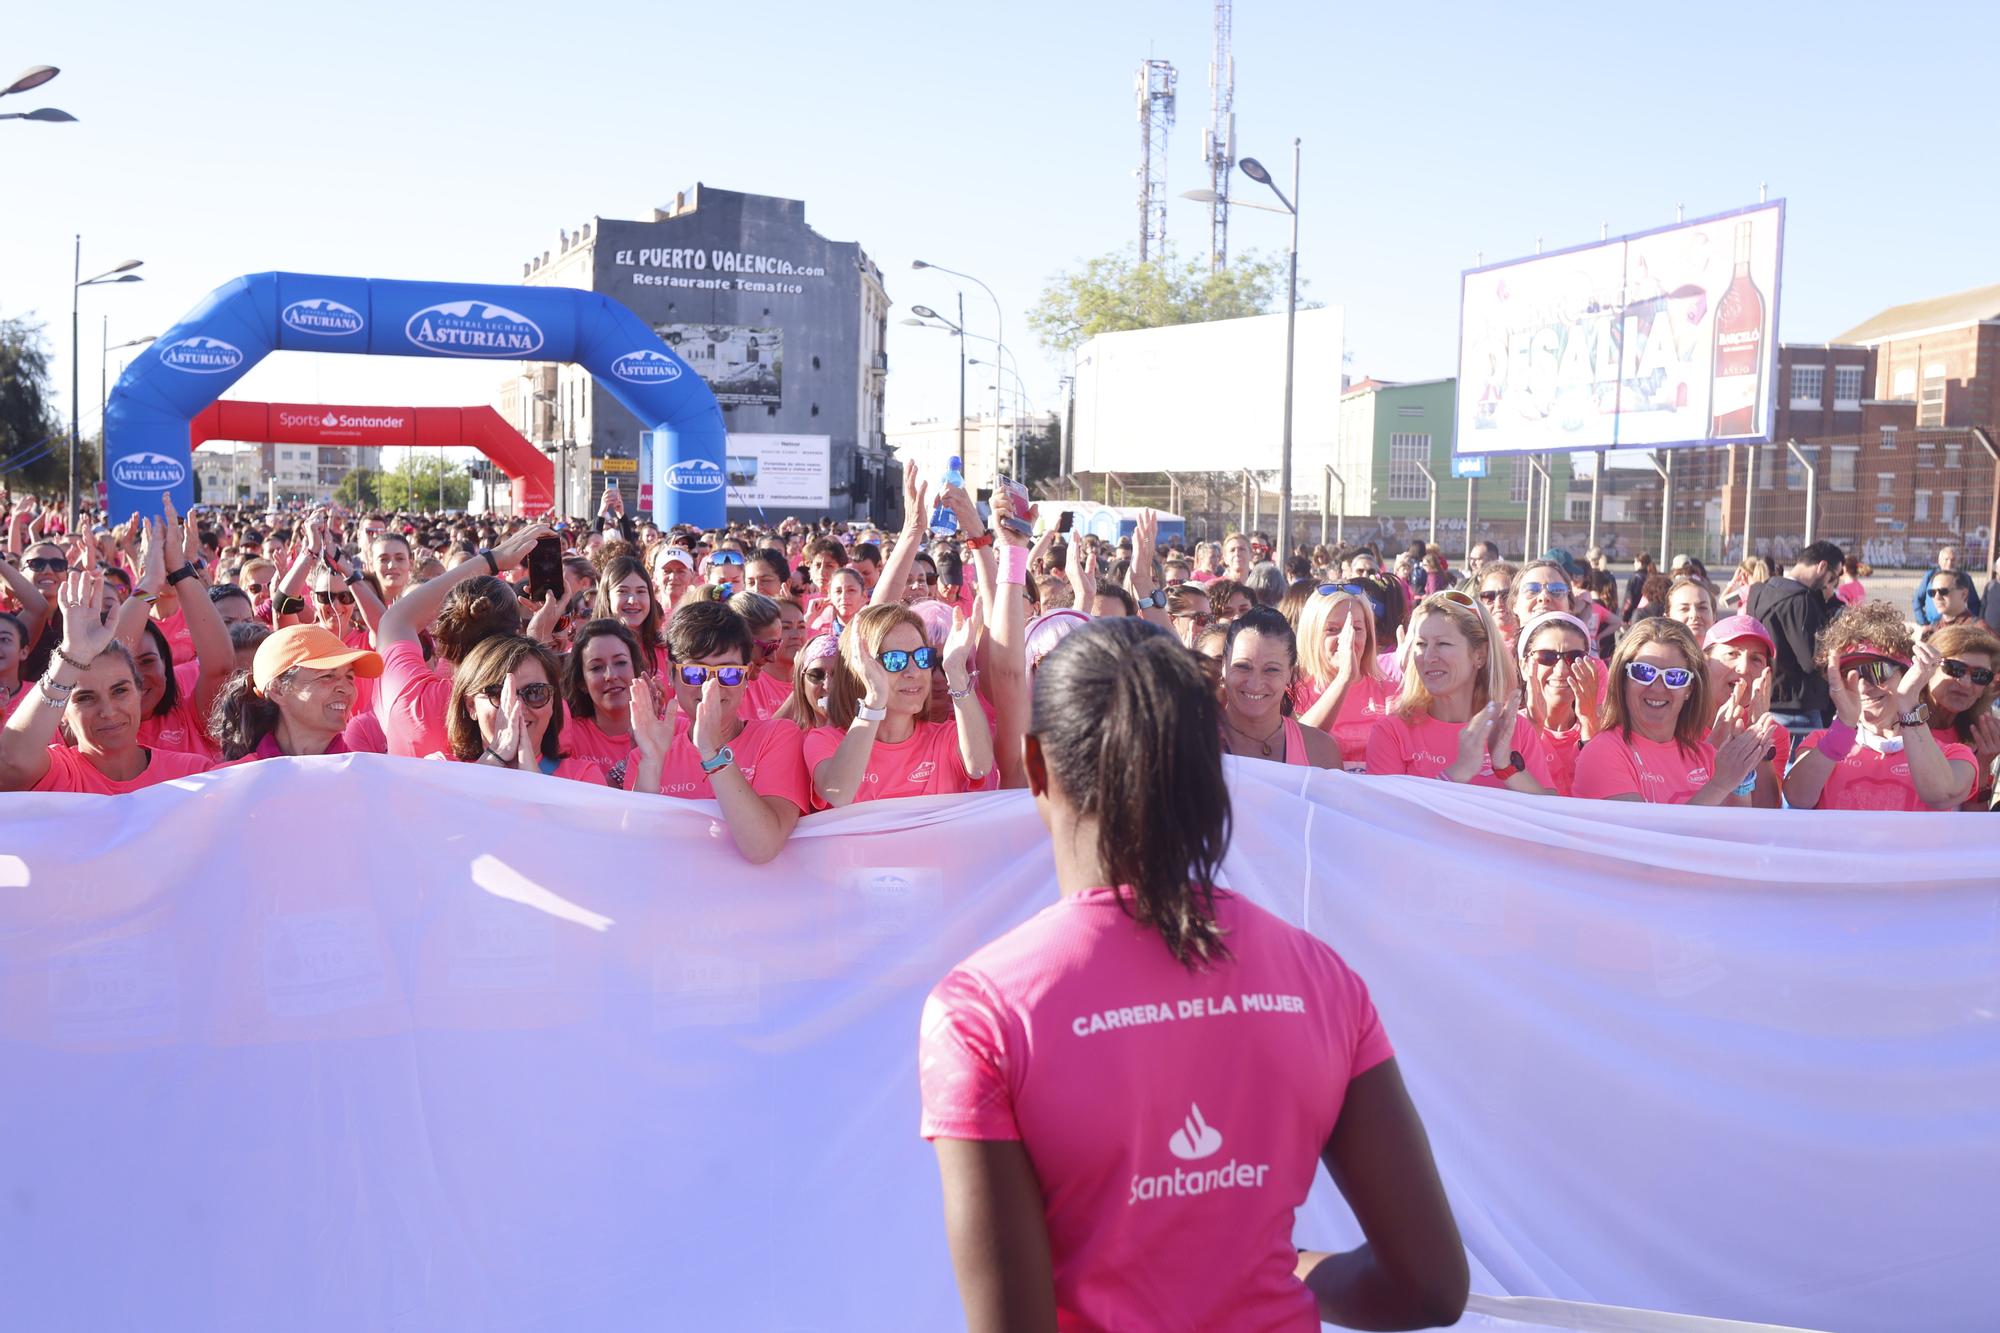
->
xmin=313 ymin=590 xmax=356 ymax=605
xmin=25 ymin=557 xmax=68 ymax=574
xmin=1940 ymin=658 xmax=1995 ymax=687
xmin=1529 ymin=648 xmax=1589 ymax=667
xmin=480 ymin=682 xmax=555 ymax=707
xmin=1926 ymin=586 xmax=1958 ymax=599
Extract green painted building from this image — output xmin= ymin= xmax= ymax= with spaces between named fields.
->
xmin=1331 ymin=377 xmax=1577 ymax=556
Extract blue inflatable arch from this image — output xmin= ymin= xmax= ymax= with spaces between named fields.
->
xmin=104 ymin=272 xmax=727 ymax=525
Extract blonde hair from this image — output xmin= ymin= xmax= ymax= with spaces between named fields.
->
xmin=1296 ymin=590 xmax=1380 ymax=687
xmin=1392 ymin=593 xmax=1506 ymax=721
xmin=824 ymin=603 xmax=927 ymax=729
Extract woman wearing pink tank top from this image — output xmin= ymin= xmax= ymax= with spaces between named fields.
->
xmin=921 ymin=617 xmax=1467 ymax=1331
xmin=1217 ymin=607 xmax=1340 ymax=769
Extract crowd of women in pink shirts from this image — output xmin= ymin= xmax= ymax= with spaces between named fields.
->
xmin=3 ymin=474 xmax=1996 ymax=833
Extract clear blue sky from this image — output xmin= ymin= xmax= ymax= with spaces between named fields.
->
xmin=8 ymin=0 xmax=1998 ymax=465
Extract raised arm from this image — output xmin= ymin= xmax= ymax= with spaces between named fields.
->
xmin=0 ymin=567 xmax=119 ymax=791
xmin=984 ymin=490 xmax=1032 ymax=790
xmin=379 ymin=523 xmax=550 ymax=646
xmin=0 ymin=548 xmax=51 ymax=643
xmin=689 ymin=678 xmax=801 ymax=863
xmin=155 ymin=498 xmax=234 ymax=722
xmin=1127 ymin=509 xmax=1170 ymax=629
xmin=942 ymin=610 xmax=993 ymax=783
xmin=872 ymin=461 xmax=929 ymax=608
xmin=810 ymin=652 xmax=894 ymax=808
xmin=1783 ymin=666 xmax=1856 ymax=810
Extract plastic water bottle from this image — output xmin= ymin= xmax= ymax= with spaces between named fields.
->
xmin=930 ymin=455 xmax=962 ymax=536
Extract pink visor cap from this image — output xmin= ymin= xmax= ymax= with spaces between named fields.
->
xmin=1702 ymin=614 xmax=1776 ymax=658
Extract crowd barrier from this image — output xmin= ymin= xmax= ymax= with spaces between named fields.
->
xmin=1 ymin=758 xmax=1992 ymax=1332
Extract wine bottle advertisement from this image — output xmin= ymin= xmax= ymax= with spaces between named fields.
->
xmin=1454 ymin=201 xmax=1783 ymax=456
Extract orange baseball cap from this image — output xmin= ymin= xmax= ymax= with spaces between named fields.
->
xmin=252 ymin=624 xmax=384 ymax=693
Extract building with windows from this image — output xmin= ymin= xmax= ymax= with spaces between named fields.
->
xmin=191 ymin=442 xmax=382 ymax=506
xmin=504 ymin=184 xmax=893 ymax=524
xmin=1335 ymin=377 xmax=1571 ymax=554
xmin=1836 ymin=282 xmax=2000 ymax=435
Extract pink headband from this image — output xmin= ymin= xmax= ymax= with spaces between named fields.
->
xmin=1838 ymin=642 xmax=1911 ymax=669
xmin=803 ymin=632 xmax=840 ymax=663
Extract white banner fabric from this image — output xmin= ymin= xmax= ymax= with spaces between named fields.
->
xmin=0 ymin=756 xmax=1992 ymax=1332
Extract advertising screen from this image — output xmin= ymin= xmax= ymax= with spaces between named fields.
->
xmin=724 ymin=433 xmax=830 ymax=510
xmin=1456 ymin=201 xmax=1783 ymax=455
xmin=656 ymin=323 xmax=782 ymax=407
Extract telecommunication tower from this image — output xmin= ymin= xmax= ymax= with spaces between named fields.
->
xmin=1202 ymin=0 xmax=1235 ymax=272
xmin=1136 ymin=59 xmax=1177 ymax=262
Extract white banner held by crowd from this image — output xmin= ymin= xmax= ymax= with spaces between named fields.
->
xmin=0 ymin=756 xmax=1991 ymax=1332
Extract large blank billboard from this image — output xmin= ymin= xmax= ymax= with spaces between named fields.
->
xmin=1456 ymin=201 xmax=1784 ymax=455
xmin=1072 ymin=306 xmax=1344 ymax=474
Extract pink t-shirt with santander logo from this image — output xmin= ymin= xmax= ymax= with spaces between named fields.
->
xmin=1798 ymin=730 xmax=1976 ymax=811
xmin=802 ymin=719 xmax=994 ymax=809
xmin=1571 ymin=731 xmax=1717 ymax=803
xmin=920 ymin=887 xmax=1392 ymax=1332
xmin=1364 ymin=711 xmax=1555 ymax=789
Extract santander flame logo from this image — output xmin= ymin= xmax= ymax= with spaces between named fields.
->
xmin=1168 ymin=1104 xmax=1223 ymax=1161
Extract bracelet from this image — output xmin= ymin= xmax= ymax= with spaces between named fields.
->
xmin=52 ymin=646 xmax=93 ymax=672
xmin=961 ymin=531 xmax=995 ymax=550
xmin=38 ymin=678 xmax=74 ymax=704
xmin=1732 ymin=772 xmax=1759 ymax=798
xmin=1000 ymin=546 xmax=1030 ymax=586
xmin=480 ymin=549 xmax=499 ymax=576
xmin=1817 ymin=718 xmax=1858 ymax=764
xmin=947 ymin=682 xmax=974 ymax=700
xmin=166 ymin=563 xmax=198 ymax=586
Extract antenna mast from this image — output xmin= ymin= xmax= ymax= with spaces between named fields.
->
xmin=1136 ymin=59 xmax=1177 ymax=262
xmin=1202 ymin=0 xmax=1235 ymax=272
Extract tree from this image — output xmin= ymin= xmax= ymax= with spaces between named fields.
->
xmin=0 ymin=316 xmax=72 ymax=499
xmin=1027 ymin=245 xmax=1302 ymax=358
xmin=334 ymin=466 xmax=381 ymax=511
xmin=377 ymin=455 xmax=469 ymax=511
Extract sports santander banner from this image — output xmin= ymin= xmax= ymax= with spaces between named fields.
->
xmin=0 ymin=757 xmax=1991 ymax=1332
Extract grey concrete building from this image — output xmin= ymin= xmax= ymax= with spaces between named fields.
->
xmin=503 ymin=184 xmax=892 ymax=523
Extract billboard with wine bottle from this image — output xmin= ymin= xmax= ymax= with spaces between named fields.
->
xmin=1455 ymin=201 xmax=1783 ymax=455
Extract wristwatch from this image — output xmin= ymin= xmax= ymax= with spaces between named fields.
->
xmin=1140 ymin=588 xmax=1167 ymax=610
xmin=480 ymin=548 xmax=500 ymax=576
xmin=854 ymin=702 xmax=888 ymax=724
xmin=1490 ymin=750 xmax=1526 ymax=782
xmin=166 ymin=562 xmax=198 ymax=586
xmin=961 ymin=531 xmax=995 ymax=550
xmin=700 ymin=745 xmax=735 ymax=775
xmin=1897 ymin=706 xmax=1929 ymax=728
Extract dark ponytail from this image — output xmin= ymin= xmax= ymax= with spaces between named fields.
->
xmin=1031 ymin=617 xmax=1231 ymax=968
xmin=208 ymin=670 xmax=282 ymax=760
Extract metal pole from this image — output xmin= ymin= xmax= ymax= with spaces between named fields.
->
xmin=1465 ymin=475 xmax=1477 ymax=564
xmin=1320 ymin=468 xmax=1330 ymax=548
xmin=1646 ymin=451 xmax=1672 ymax=567
xmin=1589 ymin=451 xmax=1603 ymax=554
xmin=956 ymin=293 xmax=966 ymax=470
xmin=1522 ymin=459 xmax=1535 ymax=561
xmin=1416 ymin=461 xmax=1437 ymax=546
xmin=69 ymin=234 xmax=80 ymax=525
xmin=1973 ymin=429 xmax=1999 ymax=575
xmin=1785 ymin=439 xmax=1817 ymax=547
xmin=1276 ymin=138 xmax=1301 ymax=567
xmin=99 ymin=314 xmax=108 ymax=494
xmin=1325 ymin=464 xmax=1346 ymax=546
xmin=1742 ymin=446 xmax=1755 ymax=561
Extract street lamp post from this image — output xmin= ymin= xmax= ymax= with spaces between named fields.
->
xmin=913 ymin=260 xmax=1008 ymax=476
xmin=1236 ymin=143 xmax=1302 ymax=567
xmin=101 ymin=322 xmax=156 ymax=490
xmin=72 ymin=239 xmax=144 ymax=523
xmin=0 ymin=64 xmax=76 ymax=123
xmin=907 ymin=301 xmax=968 ymax=472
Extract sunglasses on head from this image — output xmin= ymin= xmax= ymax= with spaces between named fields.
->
xmin=878 ymin=646 xmax=937 ymax=673
xmin=1531 ymin=648 xmax=1589 ymax=668
xmin=481 ymin=682 xmax=555 ymax=707
xmin=677 ymin=664 xmax=748 ymax=687
xmin=1432 ymin=589 xmax=1479 ymax=610
xmin=1523 ymin=581 xmax=1570 ymax=598
xmin=26 ymin=557 xmax=68 ymax=574
xmin=1940 ymin=657 xmax=1996 ymax=687
xmin=1624 ymin=662 xmax=1693 ymax=689
xmin=313 ymin=590 xmax=355 ymax=605
xmin=708 ymin=551 xmax=745 ymax=566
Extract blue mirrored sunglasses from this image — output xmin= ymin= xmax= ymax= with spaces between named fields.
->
xmin=1624 ymin=662 xmax=1692 ymax=689
xmin=878 ymin=646 xmax=938 ymax=673
xmin=1523 ymin=581 xmax=1570 ymax=598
